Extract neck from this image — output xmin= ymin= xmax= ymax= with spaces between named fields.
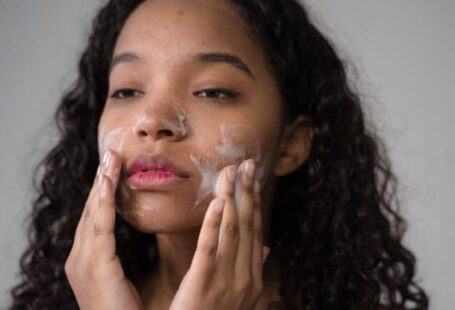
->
xmin=139 ymin=178 xmax=278 ymax=309
xmin=155 ymin=231 xmax=199 ymax=293
xmin=139 ymin=230 xmax=200 ymax=309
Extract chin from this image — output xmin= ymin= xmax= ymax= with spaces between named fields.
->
xmin=116 ymin=191 xmax=213 ymax=234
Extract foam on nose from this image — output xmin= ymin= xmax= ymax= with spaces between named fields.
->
xmin=159 ymin=107 xmax=189 ymax=137
xmin=131 ymin=113 xmax=148 ymax=135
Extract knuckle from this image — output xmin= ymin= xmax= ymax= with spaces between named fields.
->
xmin=94 ymin=224 xmax=103 ymax=237
xmin=252 ymin=279 xmax=264 ymax=296
xmin=254 ymin=227 xmax=263 ymax=241
xmin=239 ymin=218 xmax=253 ymax=233
xmin=224 ymin=223 xmax=238 ymax=238
xmin=206 ymin=216 xmax=222 ymax=229
xmin=198 ymin=242 xmax=218 ymax=258
xmin=235 ymin=278 xmax=252 ymax=295
xmin=225 ymin=185 xmax=235 ymax=195
xmin=241 ymin=181 xmax=254 ymax=194
xmin=214 ymin=277 xmax=228 ymax=291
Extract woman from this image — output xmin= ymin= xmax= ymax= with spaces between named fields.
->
xmin=9 ymin=0 xmax=429 ymax=309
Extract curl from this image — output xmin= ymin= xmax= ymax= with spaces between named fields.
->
xmin=9 ymin=0 xmax=428 ymax=309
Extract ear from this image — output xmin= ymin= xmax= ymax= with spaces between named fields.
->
xmin=273 ymin=115 xmax=314 ymax=176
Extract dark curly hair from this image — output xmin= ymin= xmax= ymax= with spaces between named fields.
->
xmin=9 ymin=0 xmax=429 ymax=309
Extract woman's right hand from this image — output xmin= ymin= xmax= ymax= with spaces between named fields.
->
xmin=64 ymin=149 xmax=143 ymax=310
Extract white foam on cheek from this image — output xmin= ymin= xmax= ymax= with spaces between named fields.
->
xmin=216 ymin=124 xmax=247 ymax=161
xmin=218 ymin=123 xmax=270 ymax=191
xmin=99 ymin=127 xmax=127 ymax=157
xmin=190 ymin=154 xmax=222 ymax=207
xmin=189 ymin=124 xmax=247 ymax=209
xmin=189 ymin=123 xmax=271 ymax=209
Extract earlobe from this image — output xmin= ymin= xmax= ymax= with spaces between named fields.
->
xmin=273 ymin=115 xmax=314 ymax=177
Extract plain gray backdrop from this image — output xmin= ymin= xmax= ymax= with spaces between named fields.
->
xmin=0 ymin=0 xmax=454 ymax=309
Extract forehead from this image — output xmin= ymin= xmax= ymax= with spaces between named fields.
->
xmin=114 ymin=0 xmax=266 ymax=74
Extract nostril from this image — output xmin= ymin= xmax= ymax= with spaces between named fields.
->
xmin=138 ymin=130 xmax=148 ymax=137
xmin=158 ymin=129 xmax=174 ymax=137
xmin=136 ymin=128 xmax=175 ymax=139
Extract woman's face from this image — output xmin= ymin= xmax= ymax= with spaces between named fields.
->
xmin=98 ymin=0 xmax=284 ymax=233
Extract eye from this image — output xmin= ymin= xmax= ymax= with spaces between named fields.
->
xmin=110 ymin=88 xmax=143 ymax=100
xmin=194 ymin=88 xmax=238 ymax=100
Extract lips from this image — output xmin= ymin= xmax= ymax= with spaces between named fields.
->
xmin=126 ymin=154 xmax=190 ymax=190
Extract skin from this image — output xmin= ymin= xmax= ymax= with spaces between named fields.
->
xmin=65 ymin=0 xmax=314 ymax=309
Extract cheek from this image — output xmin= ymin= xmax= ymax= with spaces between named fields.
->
xmin=98 ymin=116 xmax=132 ymax=160
xmin=98 ymin=109 xmax=279 ymax=232
xmin=98 ymin=124 xmax=129 ymax=159
xmin=190 ymin=122 xmax=276 ymax=205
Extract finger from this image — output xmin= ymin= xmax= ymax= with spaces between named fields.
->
xmin=78 ymin=151 xmax=110 ymax=245
xmin=190 ymin=198 xmax=225 ymax=277
xmin=251 ymin=179 xmax=265 ymax=282
xmin=91 ymin=174 xmax=117 ymax=260
xmin=80 ymin=149 xmax=121 ymax=259
xmin=92 ymin=151 xmax=121 ymax=250
xmin=72 ymin=163 xmax=103 ymax=254
xmin=235 ymin=159 xmax=256 ymax=276
xmin=215 ymin=165 xmax=239 ymax=270
xmin=101 ymin=149 xmax=122 ymax=189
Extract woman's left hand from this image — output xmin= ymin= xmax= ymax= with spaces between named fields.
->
xmin=170 ymin=158 xmax=269 ymax=310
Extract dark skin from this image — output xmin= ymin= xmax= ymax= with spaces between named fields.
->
xmin=64 ymin=0 xmax=314 ymax=309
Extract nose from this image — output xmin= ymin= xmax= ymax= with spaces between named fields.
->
xmin=131 ymin=107 xmax=188 ymax=142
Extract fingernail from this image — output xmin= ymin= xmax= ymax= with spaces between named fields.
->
xmin=244 ymin=159 xmax=255 ymax=178
xmin=102 ymin=151 xmax=112 ymax=177
xmin=106 ymin=150 xmax=112 ymax=167
xmin=102 ymin=150 xmax=109 ymax=166
xmin=227 ymin=165 xmax=236 ymax=182
xmin=214 ymin=171 xmax=223 ymax=197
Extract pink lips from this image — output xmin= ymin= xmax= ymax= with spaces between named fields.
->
xmin=126 ymin=154 xmax=190 ymax=190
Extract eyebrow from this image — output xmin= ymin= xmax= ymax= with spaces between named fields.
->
xmin=193 ymin=52 xmax=255 ymax=80
xmin=109 ymin=52 xmax=141 ymax=73
xmin=109 ymin=51 xmax=255 ymax=80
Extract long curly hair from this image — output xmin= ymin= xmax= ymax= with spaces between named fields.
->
xmin=9 ymin=0 xmax=429 ymax=309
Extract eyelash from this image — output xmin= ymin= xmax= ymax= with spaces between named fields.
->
xmin=194 ymin=88 xmax=238 ymax=100
xmin=109 ymin=88 xmax=238 ymax=101
xmin=110 ymin=89 xmax=143 ymax=100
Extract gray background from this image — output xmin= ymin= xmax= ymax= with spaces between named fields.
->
xmin=1 ymin=0 xmax=454 ymax=308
